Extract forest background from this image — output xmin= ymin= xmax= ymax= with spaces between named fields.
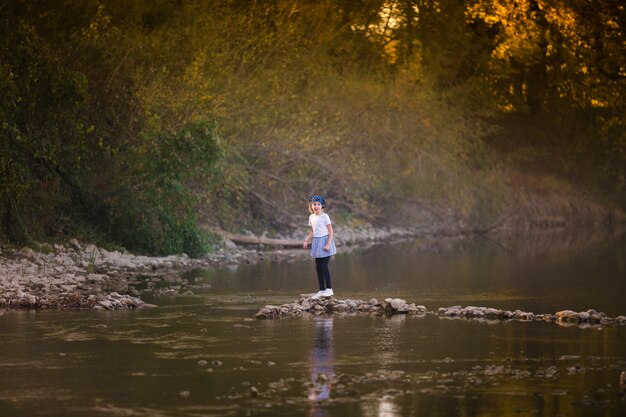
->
xmin=1 ymin=0 xmax=624 ymax=257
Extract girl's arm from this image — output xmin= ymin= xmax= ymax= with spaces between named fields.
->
xmin=303 ymin=228 xmax=313 ymax=248
xmin=323 ymin=224 xmax=334 ymax=251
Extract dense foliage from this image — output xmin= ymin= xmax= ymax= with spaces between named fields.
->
xmin=1 ymin=0 xmax=623 ymax=254
xmin=0 ymin=1 xmax=221 ymax=255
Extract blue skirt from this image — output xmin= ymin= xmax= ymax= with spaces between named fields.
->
xmin=310 ymin=235 xmax=337 ymax=258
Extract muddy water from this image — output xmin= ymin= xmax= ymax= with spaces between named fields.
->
xmin=1 ymin=232 xmax=625 ymax=417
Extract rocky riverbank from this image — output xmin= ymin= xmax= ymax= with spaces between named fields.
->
xmin=2 ymin=213 xmax=624 ymax=311
xmin=253 ymin=295 xmax=626 ymax=328
xmin=0 ymin=226 xmax=421 ymax=310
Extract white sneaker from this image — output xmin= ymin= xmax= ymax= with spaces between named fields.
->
xmin=321 ymin=288 xmax=334 ymax=297
xmin=311 ymin=291 xmax=324 ymax=300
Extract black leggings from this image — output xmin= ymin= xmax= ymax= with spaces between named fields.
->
xmin=315 ymin=257 xmax=332 ymax=291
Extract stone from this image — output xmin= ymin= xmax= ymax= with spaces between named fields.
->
xmin=485 ymin=308 xmax=502 ymax=318
xmin=333 ymin=304 xmax=348 ymax=312
xmin=556 ymin=310 xmax=579 ymax=322
xmin=389 ymin=298 xmax=407 ymax=310
xmin=224 ymin=239 xmax=237 ymax=250
xmin=396 ymin=303 xmax=410 ymax=313
xmin=577 ymin=311 xmax=590 ymax=322
xmin=68 ymin=239 xmax=82 ymax=251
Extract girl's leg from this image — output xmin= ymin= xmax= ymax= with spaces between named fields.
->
xmin=315 ymin=258 xmax=326 ymax=291
xmin=317 ymin=256 xmax=331 ymax=289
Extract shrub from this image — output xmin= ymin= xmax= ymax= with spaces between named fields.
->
xmin=103 ymin=121 xmax=222 ymax=257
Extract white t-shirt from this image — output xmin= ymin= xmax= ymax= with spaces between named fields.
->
xmin=308 ymin=213 xmax=331 ymax=237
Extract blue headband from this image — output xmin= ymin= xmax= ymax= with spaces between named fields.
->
xmin=308 ymin=195 xmax=326 ymax=206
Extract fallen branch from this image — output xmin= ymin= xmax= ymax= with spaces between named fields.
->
xmin=205 ymin=226 xmax=302 ymax=247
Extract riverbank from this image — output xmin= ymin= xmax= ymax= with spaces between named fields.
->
xmin=0 ymin=226 xmax=423 ymax=310
xmin=2 ymin=186 xmax=625 ymax=311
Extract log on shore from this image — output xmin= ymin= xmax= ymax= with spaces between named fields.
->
xmin=205 ymin=227 xmax=302 ymax=247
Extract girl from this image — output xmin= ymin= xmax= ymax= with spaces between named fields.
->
xmin=303 ymin=195 xmax=337 ymax=299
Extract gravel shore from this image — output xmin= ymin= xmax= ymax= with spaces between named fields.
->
xmin=0 ymin=226 xmax=420 ymax=310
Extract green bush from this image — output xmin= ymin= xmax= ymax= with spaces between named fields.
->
xmin=103 ymin=121 xmax=222 ymax=257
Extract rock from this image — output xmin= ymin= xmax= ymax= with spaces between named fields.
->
xmin=68 ymin=239 xmax=82 ymax=251
xmin=396 ymin=303 xmax=410 ymax=313
xmin=333 ymin=304 xmax=348 ymax=312
xmin=223 ymin=239 xmax=237 ymax=250
xmin=544 ymin=366 xmax=558 ymax=378
xmin=587 ymin=310 xmax=605 ymax=323
xmin=24 ymin=294 xmax=37 ymax=306
xmin=484 ymin=308 xmax=502 ymax=319
xmin=556 ymin=310 xmax=580 ymax=322
xmin=577 ymin=311 xmax=590 ymax=322
xmin=389 ymin=298 xmax=407 ymax=310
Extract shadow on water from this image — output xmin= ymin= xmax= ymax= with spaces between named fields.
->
xmin=0 ymin=229 xmax=625 ymax=417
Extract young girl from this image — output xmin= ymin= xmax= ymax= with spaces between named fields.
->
xmin=303 ymin=195 xmax=337 ymax=299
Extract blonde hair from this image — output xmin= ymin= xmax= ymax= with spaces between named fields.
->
xmin=308 ymin=201 xmax=324 ymax=214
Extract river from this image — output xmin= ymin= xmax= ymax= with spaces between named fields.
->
xmin=1 ymin=231 xmax=625 ymax=416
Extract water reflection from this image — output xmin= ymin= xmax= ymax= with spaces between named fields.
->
xmin=308 ymin=316 xmax=334 ymax=415
xmin=374 ymin=314 xmax=405 ymax=367
xmin=361 ymin=396 xmax=401 ymax=417
xmin=361 ymin=315 xmax=405 ymax=417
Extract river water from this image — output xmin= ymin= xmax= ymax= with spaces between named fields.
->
xmin=1 ymin=231 xmax=625 ymax=417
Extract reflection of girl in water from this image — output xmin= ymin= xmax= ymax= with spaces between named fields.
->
xmin=308 ymin=316 xmax=334 ymax=404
